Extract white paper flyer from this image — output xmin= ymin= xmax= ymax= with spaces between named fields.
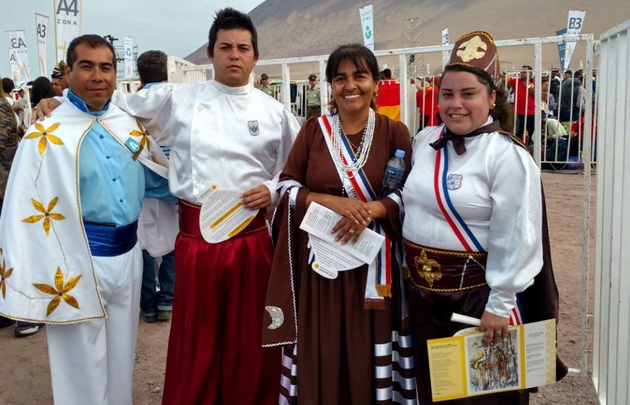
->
xmin=299 ymin=202 xmax=385 ymax=279
xmin=198 ymin=187 xmax=259 ymax=244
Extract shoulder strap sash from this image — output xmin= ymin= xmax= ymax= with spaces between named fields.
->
xmin=433 ymin=125 xmax=523 ymax=325
xmin=433 ymin=126 xmax=485 ymax=252
xmin=319 ymin=113 xmax=391 ymax=309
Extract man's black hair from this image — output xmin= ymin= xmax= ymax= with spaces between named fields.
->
xmin=1 ymin=77 xmax=15 ymax=94
xmin=66 ymin=34 xmax=117 ymax=70
xmin=137 ymin=50 xmax=168 ymax=84
xmin=207 ymin=8 xmax=258 ymax=59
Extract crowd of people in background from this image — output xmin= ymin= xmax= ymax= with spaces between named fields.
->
xmin=410 ymin=64 xmax=595 ymax=169
xmin=250 ymin=60 xmax=595 ymax=172
xmin=0 ymin=9 xmax=585 ymax=405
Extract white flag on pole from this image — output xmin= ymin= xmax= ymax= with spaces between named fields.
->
xmin=441 ymin=28 xmax=450 ymax=69
xmin=36 ymin=14 xmax=50 ymax=77
xmin=54 ymin=0 xmax=82 ymax=64
xmin=359 ymin=4 xmax=374 ymax=52
xmin=441 ymin=28 xmax=449 ymax=46
xmin=8 ymin=48 xmax=21 ymax=82
xmin=124 ymin=36 xmax=134 ymax=78
xmin=6 ymin=30 xmax=32 ymax=82
xmin=564 ymin=10 xmax=586 ymax=69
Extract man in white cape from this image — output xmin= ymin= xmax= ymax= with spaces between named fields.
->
xmin=0 ymin=34 xmax=172 ymax=405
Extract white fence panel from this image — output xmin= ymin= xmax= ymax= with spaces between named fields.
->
xmin=172 ymin=35 xmax=596 ymax=169
xmin=593 ymin=19 xmax=630 ymax=405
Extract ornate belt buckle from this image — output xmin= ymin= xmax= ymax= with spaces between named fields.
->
xmin=414 ymin=249 xmax=442 ymax=288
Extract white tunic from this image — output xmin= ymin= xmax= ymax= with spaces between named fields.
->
xmin=402 ymin=120 xmax=543 ymax=317
xmin=112 ymin=81 xmax=301 ymax=204
xmin=0 ymin=101 xmax=167 ymax=323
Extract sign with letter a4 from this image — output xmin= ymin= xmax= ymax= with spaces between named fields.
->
xmin=55 ymin=0 xmax=82 ymax=63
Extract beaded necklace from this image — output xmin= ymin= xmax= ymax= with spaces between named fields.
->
xmin=330 ymin=108 xmax=375 ymax=176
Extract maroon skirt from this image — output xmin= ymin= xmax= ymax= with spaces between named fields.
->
xmin=162 ymin=201 xmax=281 ymax=405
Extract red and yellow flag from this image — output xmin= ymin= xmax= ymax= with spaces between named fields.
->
xmin=376 ymin=80 xmax=401 ymax=121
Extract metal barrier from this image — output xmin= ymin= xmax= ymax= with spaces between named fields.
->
xmin=167 ymin=55 xmax=205 ymax=84
xmin=593 ymin=19 xmax=630 ymax=405
xmin=174 ymin=34 xmax=596 ymax=169
xmin=116 ymin=55 xmax=202 ymax=93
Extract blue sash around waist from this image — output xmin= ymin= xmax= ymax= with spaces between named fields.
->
xmin=84 ymin=221 xmax=138 ymax=257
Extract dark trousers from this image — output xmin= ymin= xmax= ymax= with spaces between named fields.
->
xmin=516 ymin=114 xmax=536 ymax=144
xmin=307 ymin=105 xmax=321 ymax=119
xmin=140 ymin=249 xmax=175 ymax=315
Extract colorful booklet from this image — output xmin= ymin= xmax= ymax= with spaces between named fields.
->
xmin=426 ymin=318 xmax=556 ymax=402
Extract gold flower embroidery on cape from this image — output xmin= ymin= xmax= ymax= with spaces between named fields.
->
xmin=23 ymin=123 xmax=64 ymax=154
xmin=0 ymin=249 xmax=13 ymax=299
xmin=129 ymin=120 xmax=150 ymax=160
xmin=23 ymin=197 xmax=66 ymax=235
xmin=33 ymin=266 xmax=81 ymax=316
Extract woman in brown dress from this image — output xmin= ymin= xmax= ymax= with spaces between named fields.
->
xmin=263 ymin=44 xmax=417 ymax=404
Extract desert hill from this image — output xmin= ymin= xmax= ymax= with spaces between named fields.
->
xmin=186 ymin=0 xmax=630 ymax=77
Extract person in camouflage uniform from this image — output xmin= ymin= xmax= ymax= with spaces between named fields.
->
xmin=0 ymin=77 xmax=19 ymax=329
xmin=0 ymin=78 xmax=19 ymax=215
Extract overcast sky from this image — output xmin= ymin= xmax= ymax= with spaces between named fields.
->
xmin=1 ymin=0 xmax=265 ymax=81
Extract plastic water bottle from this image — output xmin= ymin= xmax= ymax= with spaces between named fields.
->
xmin=379 ymin=149 xmax=406 ymax=198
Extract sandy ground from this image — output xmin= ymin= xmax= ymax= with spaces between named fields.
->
xmin=0 ymin=170 xmax=599 ymax=405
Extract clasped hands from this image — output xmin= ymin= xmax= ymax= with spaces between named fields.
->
xmin=329 ymin=196 xmax=372 ymax=245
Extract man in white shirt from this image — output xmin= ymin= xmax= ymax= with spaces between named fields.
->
xmin=109 ymin=8 xmax=299 ymax=405
xmin=134 ymin=50 xmax=178 ymax=325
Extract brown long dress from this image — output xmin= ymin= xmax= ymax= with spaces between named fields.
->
xmin=263 ymin=113 xmax=417 ymax=405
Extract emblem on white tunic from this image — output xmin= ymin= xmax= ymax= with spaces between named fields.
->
xmin=125 ymin=138 xmax=140 ymax=153
xmin=446 ymin=173 xmax=463 ymax=190
xmin=248 ymin=120 xmax=260 ymax=136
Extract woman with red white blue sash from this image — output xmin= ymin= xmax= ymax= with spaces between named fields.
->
xmin=262 ymin=44 xmax=417 ymax=405
xmin=402 ymin=31 xmax=565 ymax=404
